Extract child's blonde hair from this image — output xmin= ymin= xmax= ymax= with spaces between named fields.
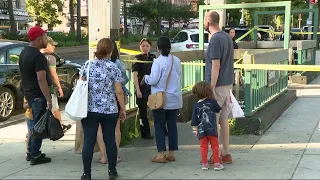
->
xmin=192 ymin=81 xmax=213 ymax=99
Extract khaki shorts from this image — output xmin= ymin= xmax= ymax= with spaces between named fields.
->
xmin=51 ymin=94 xmax=59 ymax=112
xmin=215 ymin=85 xmax=232 ymax=122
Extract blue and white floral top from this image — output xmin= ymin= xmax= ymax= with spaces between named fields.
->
xmin=80 ymin=59 xmax=122 ymax=114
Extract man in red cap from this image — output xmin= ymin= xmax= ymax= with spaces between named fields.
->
xmin=19 ymin=26 xmax=52 ymax=165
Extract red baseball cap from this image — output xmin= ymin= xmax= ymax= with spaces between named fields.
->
xmin=27 ymin=26 xmax=47 ymax=41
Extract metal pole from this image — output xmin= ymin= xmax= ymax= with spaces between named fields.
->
xmin=88 ymin=0 xmax=111 ymax=60
xmin=308 ymin=2 xmax=313 ymax=40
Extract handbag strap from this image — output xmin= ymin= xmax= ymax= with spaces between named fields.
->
xmin=165 ymin=55 xmax=174 ymax=91
xmin=84 ymin=60 xmax=91 ymax=81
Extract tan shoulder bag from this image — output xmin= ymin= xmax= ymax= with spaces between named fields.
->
xmin=147 ymin=55 xmax=174 ymax=110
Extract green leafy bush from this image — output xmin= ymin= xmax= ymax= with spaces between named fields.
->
xmin=1 ymin=31 xmax=88 ymax=47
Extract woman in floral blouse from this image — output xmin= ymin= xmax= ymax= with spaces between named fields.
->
xmin=79 ymin=38 xmax=126 ymax=180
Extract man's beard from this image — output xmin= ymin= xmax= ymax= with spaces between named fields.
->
xmin=41 ymin=42 xmax=48 ymax=49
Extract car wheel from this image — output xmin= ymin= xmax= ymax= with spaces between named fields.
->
xmin=0 ymin=88 xmax=15 ymax=121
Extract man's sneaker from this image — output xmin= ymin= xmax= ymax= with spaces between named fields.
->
xmin=214 ymin=163 xmax=224 ymax=171
xmin=30 ymin=153 xmax=51 ymax=165
xmin=221 ymin=154 xmax=232 ymax=164
xmin=81 ymin=173 xmax=91 ymax=180
xmin=108 ymin=169 xmax=118 ymax=180
xmin=202 ymin=163 xmax=209 ymax=170
xmin=62 ymin=124 xmax=72 ymax=133
xmin=26 ymin=153 xmax=31 ymax=161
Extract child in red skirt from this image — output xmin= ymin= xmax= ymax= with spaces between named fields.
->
xmin=191 ymin=81 xmax=224 ymax=171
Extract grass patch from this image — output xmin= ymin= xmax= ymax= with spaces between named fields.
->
xmin=1 ymin=31 xmax=88 ymax=47
xmin=120 ymin=122 xmax=134 ymax=146
xmin=229 ymin=119 xmax=246 ymax=135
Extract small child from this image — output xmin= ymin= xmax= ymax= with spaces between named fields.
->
xmin=23 ymin=97 xmax=33 ymax=161
xmin=191 ymin=81 xmax=224 ymax=171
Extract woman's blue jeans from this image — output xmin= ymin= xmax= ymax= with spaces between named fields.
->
xmin=152 ymin=109 xmax=179 ymax=152
xmin=81 ymin=112 xmax=119 ymax=175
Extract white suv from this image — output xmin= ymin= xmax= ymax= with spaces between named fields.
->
xmin=171 ymin=29 xmax=209 ymax=52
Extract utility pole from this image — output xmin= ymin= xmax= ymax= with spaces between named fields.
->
xmin=87 ymin=0 xmax=120 ymax=59
xmin=76 ymin=0 xmax=121 ymax=153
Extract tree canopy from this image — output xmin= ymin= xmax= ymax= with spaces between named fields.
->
xmin=26 ymin=0 xmax=63 ymax=27
xmin=226 ymin=0 xmax=314 ymax=27
xmin=128 ymin=0 xmax=196 ymax=29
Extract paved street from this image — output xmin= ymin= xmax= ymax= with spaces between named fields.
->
xmin=1 ymin=75 xmax=320 ymax=179
xmin=59 ymin=42 xmax=157 ymax=65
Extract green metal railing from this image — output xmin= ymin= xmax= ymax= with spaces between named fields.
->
xmin=244 ymin=59 xmax=288 ymax=116
xmin=123 ymin=59 xmax=204 ymax=111
xmin=297 ymin=48 xmax=316 ymax=66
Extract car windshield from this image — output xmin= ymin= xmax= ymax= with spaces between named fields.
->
xmin=190 ymin=33 xmax=209 ymax=43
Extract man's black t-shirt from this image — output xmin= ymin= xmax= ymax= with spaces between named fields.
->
xmin=19 ymin=46 xmax=52 ymax=102
xmin=132 ymin=53 xmax=155 ymax=92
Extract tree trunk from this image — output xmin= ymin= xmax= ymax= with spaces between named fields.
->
xmin=142 ymin=21 xmax=146 ymax=35
xmin=48 ymin=24 xmax=53 ymax=30
xmin=8 ymin=0 xmax=17 ymax=35
xmin=76 ymin=0 xmax=81 ymax=42
xmin=69 ymin=0 xmax=75 ymax=33
xmin=123 ymin=0 xmax=128 ymax=37
xmin=156 ymin=0 xmax=161 ymax=36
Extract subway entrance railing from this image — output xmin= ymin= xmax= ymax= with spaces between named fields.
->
xmin=119 ymin=39 xmax=317 ymax=118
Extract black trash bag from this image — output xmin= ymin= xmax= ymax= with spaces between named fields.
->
xmin=32 ymin=110 xmax=50 ymax=139
xmin=48 ymin=111 xmax=64 ymax=141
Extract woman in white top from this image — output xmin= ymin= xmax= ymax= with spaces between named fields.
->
xmin=142 ymin=37 xmax=182 ymax=163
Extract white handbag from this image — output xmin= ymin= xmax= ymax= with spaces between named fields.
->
xmin=65 ymin=61 xmax=91 ymax=121
xmin=228 ymin=90 xmax=244 ymax=118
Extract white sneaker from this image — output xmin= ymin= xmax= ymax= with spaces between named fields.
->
xmin=214 ymin=163 xmax=224 ymax=171
xmin=202 ymin=163 xmax=209 ymax=170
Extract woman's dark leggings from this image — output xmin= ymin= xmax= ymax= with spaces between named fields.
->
xmin=81 ymin=112 xmax=119 ymax=175
xmin=136 ymin=89 xmax=151 ymax=137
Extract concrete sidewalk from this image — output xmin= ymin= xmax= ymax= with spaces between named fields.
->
xmin=1 ymin=78 xmax=320 ymax=179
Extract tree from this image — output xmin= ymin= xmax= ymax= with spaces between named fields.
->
xmin=69 ymin=0 xmax=76 ymax=33
xmin=128 ymin=1 xmax=157 ymax=34
xmin=7 ymin=0 xmax=17 ymax=35
xmin=197 ymin=0 xmax=206 ymax=8
xmin=161 ymin=3 xmax=196 ymax=30
xmin=26 ymin=0 xmax=63 ymax=28
xmin=76 ymin=0 xmax=81 ymax=41
xmin=129 ymin=0 xmax=196 ymax=35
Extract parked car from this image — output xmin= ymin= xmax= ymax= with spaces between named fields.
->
xmin=291 ymin=28 xmax=304 ymax=40
xmin=170 ymin=29 xmax=209 ymax=52
xmin=224 ymin=25 xmax=252 ymax=41
xmin=0 ymin=42 xmax=81 ymax=121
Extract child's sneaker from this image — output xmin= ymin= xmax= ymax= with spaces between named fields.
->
xmin=214 ymin=163 xmax=224 ymax=171
xmin=202 ymin=163 xmax=209 ymax=170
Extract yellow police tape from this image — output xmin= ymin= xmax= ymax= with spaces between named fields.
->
xmin=123 ymin=59 xmax=320 ymax=71
xmin=235 ymin=26 xmax=320 ymax=42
